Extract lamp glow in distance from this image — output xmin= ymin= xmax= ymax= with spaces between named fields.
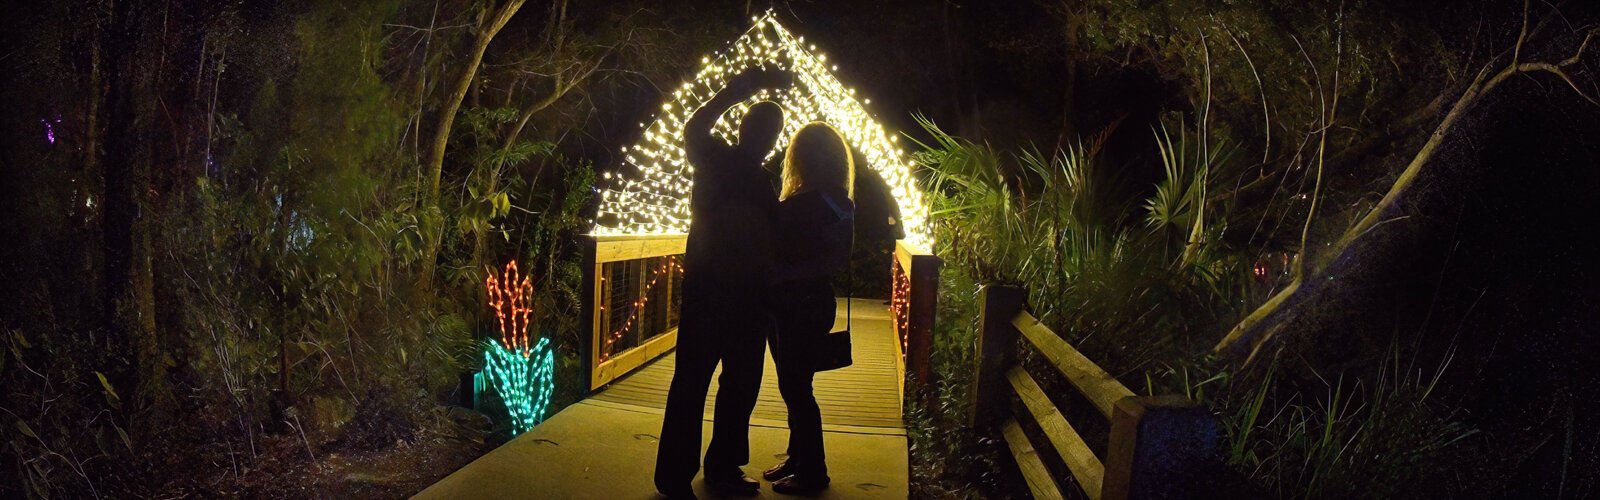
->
xmin=591 ymin=11 xmax=932 ymax=250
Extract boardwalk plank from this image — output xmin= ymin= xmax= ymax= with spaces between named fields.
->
xmin=594 ymin=301 xmax=904 ymax=430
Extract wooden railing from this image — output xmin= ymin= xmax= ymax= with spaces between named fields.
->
xmin=973 ymin=286 xmax=1222 ymax=499
xmin=578 ymin=235 xmax=942 ymax=400
xmin=580 ymin=234 xmax=687 ymax=391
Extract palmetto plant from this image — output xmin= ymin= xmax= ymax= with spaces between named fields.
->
xmin=1145 ymin=121 xmax=1233 ymax=265
xmin=912 ymin=115 xmax=1137 ymax=319
xmin=911 ymin=114 xmax=1026 ymax=278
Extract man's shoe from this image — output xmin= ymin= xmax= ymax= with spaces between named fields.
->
xmin=704 ymin=469 xmax=760 ymax=496
xmin=762 ymin=460 xmax=795 ymax=481
xmin=771 ymin=474 xmax=830 ymax=495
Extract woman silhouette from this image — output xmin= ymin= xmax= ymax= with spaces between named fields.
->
xmin=762 ymin=122 xmax=855 ymax=494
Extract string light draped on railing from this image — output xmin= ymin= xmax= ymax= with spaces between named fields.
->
xmin=890 ymin=258 xmax=912 ymax=358
xmin=591 ymin=11 xmax=932 ymax=249
xmin=601 ymin=256 xmax=684 ymax=362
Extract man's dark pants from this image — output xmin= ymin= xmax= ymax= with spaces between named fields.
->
xmin=654 ymin=277 xmax=770 ymax=491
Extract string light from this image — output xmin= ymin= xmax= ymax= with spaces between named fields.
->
xmin=481 ymin=337 xmax=556 ymax=434
xmin=890 ymin=257 xmax=912 ymax=358
xmin=601 ymin=256 xmax=684 ymax=362
xmin=591 ymin=11 xmax=932 ymax=249
xmin=42 ymin=118 xmax=57 ymax=144
xmin=485 ymin=261 xmax=535 ymax=356
xmin=478 ymin=260 xmax=556 ymax=435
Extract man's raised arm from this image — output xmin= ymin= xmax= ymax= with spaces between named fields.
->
xmin=684 ymin=68 xmax=795 ymax=166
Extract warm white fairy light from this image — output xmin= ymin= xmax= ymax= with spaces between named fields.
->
xmin=591 ymin=12 xmax=932 ymax=248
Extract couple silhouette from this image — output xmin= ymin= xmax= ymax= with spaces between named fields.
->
xmin=653 ymin=67 xmax=857 ymax=499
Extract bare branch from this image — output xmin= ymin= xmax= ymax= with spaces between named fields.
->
xmin=1217 ymin=13 xmax=1600 ymax=365
xmin=1559 ymin=30 xmax=1593 ymax=67
xmin=1227 ymin=29 xmax=1271 ymax=164
xmin=1518 ymin=61 xmax=1600 ymax=105
xmin=1513 ymin=0 xmax=1531 ymax=65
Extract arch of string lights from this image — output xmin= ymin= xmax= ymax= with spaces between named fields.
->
xmin=591 ymin=11 xmax=932 ymax=249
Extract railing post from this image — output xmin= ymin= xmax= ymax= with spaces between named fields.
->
xmin=1102 ymin=395 xmax=1224 ymax=500
xmin=578 ymin=236 xmax=599 ymax=396
xmin=904 ymin=251 xmax=941 ymax=388
xmin=971 ymin=285 xmax=1026 ymax=430
xmin=894 ymin=240 xmax=942 ymax=401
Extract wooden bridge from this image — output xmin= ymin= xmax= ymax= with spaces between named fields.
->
xmin=416 ymin=235 xmax=941 ymax=499
xmin=417 ymin=234 xmax=1230 ymax=498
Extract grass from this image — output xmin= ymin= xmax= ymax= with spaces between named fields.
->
xmin=1211 ymin=343 xmax=1488 ymax=498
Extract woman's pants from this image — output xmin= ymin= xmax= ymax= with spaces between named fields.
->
xmin=769 ymin=285 xmax=834 ymax=479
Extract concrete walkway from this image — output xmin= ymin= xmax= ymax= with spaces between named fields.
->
xmin=416 ymin=300 xmax=908 ymax=499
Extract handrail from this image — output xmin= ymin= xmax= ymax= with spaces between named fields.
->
xmin=1011 ymin=311 xmax=1133 ymax=419
xmin=591 ymin=233 xmax=686 ymax=263
xmin=1002 ymin=418 xmax=1067 ymax=500
xmin=579 ymin=235 xmax=943 ymax=403
xmin=973 ymin=285 xmax=1222 ymax=500
xmin=1008 ymin=367 xmax=1103 ymax=498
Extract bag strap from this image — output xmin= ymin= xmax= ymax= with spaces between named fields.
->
xmin=823 ymin=190 xmax=855 ymax=332
xmin=846 ymin=214 xmax=853 ymax=332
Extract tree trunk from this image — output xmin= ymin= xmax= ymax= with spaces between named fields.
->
xmin=1054 ymin=2 xmax=1081 ymax=149
xmin=101 ymin=0 xmax=165 ymax=412
xmin=82 ymin=8 xmax=106 ymax=338
xmin=271 ymin=188 xmax=294 ymax=430
xmin=417 ymin=0 xmax=527 ymax=292
xmin=470 ymin=74 xmax=586 ymax=270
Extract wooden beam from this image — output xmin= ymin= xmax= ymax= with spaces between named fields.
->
xmin=894 ymin=240 xmax=919 ymax=273
xmin=1002 ymin=418 xmax=1066 ymax=500
xmin=1008 ymin=367 xmax=1104 ymax=499
xmin=579 ymin=238 xmax=600 ymax=397
xmin=1102 ymin=397 xmax=1144 ymax=500
xmin=1011 ymin=311 xmax=1133 ymax=420
xmin=590 ymin=328 xmax=678 ymax=390
xmin=971 ymin=285 xmax=1025 ymax=429
xmin=892 ymin=298 xmax=906 ymax=405
xmin=593 ymin=234 xmax=687 ymax=263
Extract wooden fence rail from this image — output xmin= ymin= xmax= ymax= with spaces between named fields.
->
xmin=580 ymin=234 xmax=687 ymax=391
xmin=576 ymin=236 xmax=942 ymax=400
xmin=972 ymin=285 xmax=1224 ymax=500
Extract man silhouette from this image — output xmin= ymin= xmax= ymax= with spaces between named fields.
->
xmin=654 ymin=67 xmax=795 ymax=499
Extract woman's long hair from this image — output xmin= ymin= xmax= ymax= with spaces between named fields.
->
xmin=780 ymin=122 xmax=855 ymax=201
